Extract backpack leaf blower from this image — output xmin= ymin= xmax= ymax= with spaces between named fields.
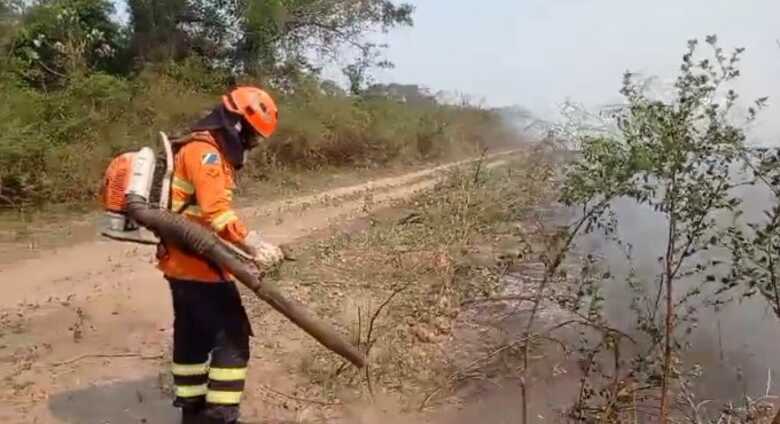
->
xmin=100 ymin=132 xmax=366 ymax=368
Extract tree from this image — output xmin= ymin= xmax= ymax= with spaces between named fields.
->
xmin=558 ymin=35 xmax=762 ymax=422
xmin=126 ymin=0 xmax=189 ymax=63
xmin=230 ymin=0 xmax=414 ymax=79
xmin=363 ymin=83 xmax=435 ymax=104
xmin=11 ymin=0 xmax=124 ymax=87
xmin=741 ymin=43 xmax=780 ymax=318
xmin=126 ymin=0 xmax=238 ymax=64
xmin=0 ymin=1 xmax=22 ymax=56
xmin=122 ymin=0 xmax=414 ymax=84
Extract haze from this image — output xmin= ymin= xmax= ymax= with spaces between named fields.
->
xmin=371 ymin=0 xmax=780 ymax=143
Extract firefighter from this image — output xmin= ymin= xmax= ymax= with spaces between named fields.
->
xmin=157 ymin=86 xmax=278 ymax=424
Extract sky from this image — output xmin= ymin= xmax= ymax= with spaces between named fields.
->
xmin=110 ymin=0 xmax=779 ymax=142
xmin=364 ymin=0 xmax=780 ymax=142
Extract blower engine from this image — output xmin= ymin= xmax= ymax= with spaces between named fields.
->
xmin=100 ymin=132 xmax=174 ymax=245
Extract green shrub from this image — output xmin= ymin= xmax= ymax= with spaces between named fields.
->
xmin=0 ymin=1 xmax=518 ymax=211
xmin=0 ymin=66 xmax=517 ymax=209
xmin=0 ymin=67 xmax=214 ymax=207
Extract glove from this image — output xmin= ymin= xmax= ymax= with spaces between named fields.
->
xmin=245 ymin=231 xmax=284 ymax=269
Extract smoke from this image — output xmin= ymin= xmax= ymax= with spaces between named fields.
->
xmin=576 ymin=178 xmax=780 ymax=404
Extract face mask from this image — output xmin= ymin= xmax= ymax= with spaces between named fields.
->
xmin=237 ymin=121 xmax=249 ymax=166
xmin=191 ymin=105 xmax=247 ymax=169
xmin=245 ymin=134 xmax=262 ymax=149
xmin=238 ymin=119 xmax=263 ymax=149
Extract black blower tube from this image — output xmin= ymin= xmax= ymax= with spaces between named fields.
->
xmin=125 ymin=194 xmax=366 ymax=368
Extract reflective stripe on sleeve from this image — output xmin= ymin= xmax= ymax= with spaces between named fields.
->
xmin=172 ymin=177 xmax=195 ymax=195
xmin=211 ymin=210 xmax=238 ymax=231
xmin=171 ymin=199 xmax=203 ymax=216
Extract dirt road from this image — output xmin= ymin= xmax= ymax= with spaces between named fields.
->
xmin=0 ymin=152 xmax=516 ymax=424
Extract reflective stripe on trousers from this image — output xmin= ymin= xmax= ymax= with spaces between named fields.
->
xmin=172 ymin=361 xmax=209 ymax=399
xmin=168 ymin=278 xmax=252 ymax=420
xmin=171 ymin=362 xmax=247 ymax=405
xmin=206 ymin=366 xmax=248 ymax=405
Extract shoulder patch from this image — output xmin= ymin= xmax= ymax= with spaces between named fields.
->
xmin=202 ymin=152 xmax=220 ymax=166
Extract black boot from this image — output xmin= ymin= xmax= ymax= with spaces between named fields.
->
xmin=175 ymin=396 xmax=207 ymax=424
xmin=181 ymin=408 xmax=202 ymax=424
xmin=180 ymin=404 xmax=207 ymax=424
xmin=202 ymin=405 xmax=240 ymax=424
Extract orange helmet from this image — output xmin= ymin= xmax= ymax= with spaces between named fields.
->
xmin=223 ymin=86 xmax=278 ymax=138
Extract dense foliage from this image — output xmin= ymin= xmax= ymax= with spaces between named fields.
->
xmin=0 ymin=0 xmax=512 ymax=209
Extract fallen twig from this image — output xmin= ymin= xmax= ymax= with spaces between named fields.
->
xmin=457 ymin=320 xmax=579 ymax=379
xmin=364 ymin=284 xmax=409 ymax=398
xmin=258 ymin=384 xmax=338 ymax=407
xmin=419 ymin=386 xmax=443 ymax=411
xmin=356 ymin=305 xmax=363 ymax=349
xmin=366 ymin=285 xmax=410 ymax=354
xmin=54 ymin=352 xmax=164 ymax=366
xmin=461 ymin=295 xmax=535 ymax=306
xmin=0 ymin=192 xmax=13 ymax=207
xmin=472 ymin=147 xmax=490 ymax=184
xmin=330 ymin=360 xmax=350 ymax=379
xmin=518 ymin=198 xmax=611 ymax=424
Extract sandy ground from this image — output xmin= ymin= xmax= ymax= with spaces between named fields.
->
xmin=0 ymin=152 xmax=517 ymax=424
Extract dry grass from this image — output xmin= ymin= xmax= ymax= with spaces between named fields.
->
xmin=249 ymin=148 xmax=558 ymax=412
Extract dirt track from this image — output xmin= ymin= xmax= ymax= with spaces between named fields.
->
xmin=0 ymin=152 xmax=517 ymax=424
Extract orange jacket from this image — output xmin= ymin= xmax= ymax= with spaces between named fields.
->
xmin=157 ymin=131 xmax=248 ymax=282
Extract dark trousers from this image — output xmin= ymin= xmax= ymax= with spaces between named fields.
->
xmin=168 ymin=278 xmax=252 ymax=423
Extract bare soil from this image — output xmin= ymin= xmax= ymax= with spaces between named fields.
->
xmin=0 ymin=151 xmax=519 ymax=424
